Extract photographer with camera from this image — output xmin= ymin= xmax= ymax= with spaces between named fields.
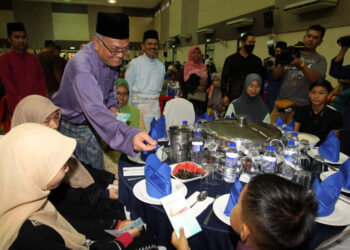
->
xmin=270 ymin=25 xmax=327 ymax=124
xmin=329 ymin=35 xmax=350 ymax=155
xmin=264 ymin=41 xmax=287 ymax=112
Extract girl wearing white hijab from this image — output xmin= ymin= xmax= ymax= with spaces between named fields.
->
xmin=2 ymin=124 xmax=155 ymax=249
xmin=0 ymin=123 xmax=87 ymax=249
xmin=10 ymin=95 xmax=126 ymax=240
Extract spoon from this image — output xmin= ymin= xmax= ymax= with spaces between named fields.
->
xmin=190 ymin=191 xmax=208 ymax=208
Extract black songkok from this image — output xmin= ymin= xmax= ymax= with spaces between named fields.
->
xmin=96 ymin=12 xmax=129 ymax=39
xmin=7 ymin=22 xmax=26 ymax=37
xmin=143 ymin=29 xmax=159 ymax=42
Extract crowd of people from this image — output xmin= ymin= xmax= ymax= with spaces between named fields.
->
xmin=0 ymin=10 xmax=350 ymax=250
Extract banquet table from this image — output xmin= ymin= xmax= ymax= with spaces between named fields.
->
xmin=118 ymin=154 xmax=346 ymax=250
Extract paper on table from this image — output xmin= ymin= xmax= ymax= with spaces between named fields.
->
xmin=123 ymin=171 xmax=145 ymax=177
xmin=123 ymin=167 xmax=145 ymax=171
xmin=116 ymin=113 xmax=131 ymax=123
xmin=186 ymin=191 xmax=214 ymax=217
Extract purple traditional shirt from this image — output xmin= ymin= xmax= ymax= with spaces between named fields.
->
xmin=52 ymin=41 xmax=139 ymax=156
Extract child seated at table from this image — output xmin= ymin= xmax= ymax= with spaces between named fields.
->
xmin=171 ymin=174 xmax=318 ymax=250
xmin=294 ymin=80 xmax=342 ymax=145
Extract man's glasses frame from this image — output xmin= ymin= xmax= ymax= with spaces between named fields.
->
xmin=97 ymin=36 xmax=129 ymax=56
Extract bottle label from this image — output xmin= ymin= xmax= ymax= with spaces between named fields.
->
xmin=225 ymin=152 xmax=238 ymax=166
xmin=263 ymin=156 xmax=276 ymax=170
xmin=192 ymin=141 xmax=203 ymax=153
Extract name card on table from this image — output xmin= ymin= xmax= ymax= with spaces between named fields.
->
xmin=161 ymin=191 xmax=202 ymax=238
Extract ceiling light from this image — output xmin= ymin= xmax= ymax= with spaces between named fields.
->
xmin=108 ymin=0 xmax=117 ymax=4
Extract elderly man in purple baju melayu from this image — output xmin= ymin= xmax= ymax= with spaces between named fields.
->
xmin=52 ymin=12 xmax=156 ymax=170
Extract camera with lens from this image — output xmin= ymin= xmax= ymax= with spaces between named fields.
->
xmin=337 ymin=35 xmax=350 ymax=47
xmin=275 ymin=41 xmax=305 ymax=65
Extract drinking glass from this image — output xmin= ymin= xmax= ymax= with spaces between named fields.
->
xmin=310 ymin=155 xmax=325 ymax=177
xmin=209 ymin=163 xmax=222 ymax=185
xmin=200 ymin=164 xmax=212 ymax=190
xmin=280 ymin=160 xmax=297 ymax=180
xmin=299 ymin=139 xmax=310 ymax=154
xmin=296 ymin=170 xmax=312 ymax=189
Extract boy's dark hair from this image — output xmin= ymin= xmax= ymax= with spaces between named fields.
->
xmin=309 ymin=80 xmax=333 ymax=93
xmin=241 ymin=32 xmax=254 ymax=42
xmin=307 ymin=25 xmax=326 ymax=39
xmin=242 ymin=174 xmax=318 ymax=250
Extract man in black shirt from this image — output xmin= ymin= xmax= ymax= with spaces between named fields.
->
xmin=221 ymin=32 xmax=263 ymax=106
xmin=294 ymin=80 xmax=342 ymax=145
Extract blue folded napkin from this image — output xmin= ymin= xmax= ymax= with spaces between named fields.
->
xmin=149 ymin=116 xmax=166 ymax=140
xmin=312 ymin=171 xmax=343 ymax=217
xmin=284 ymin=119 xmax=295 ymax=132
xmin=339 ymin=158 xmax=350 ymax=190
xmin=276 ymin=116 xmax=284 ymax=127
xmin=224 ymin=175 xmax=243 ymax=216
xmin=195 ymin=112 xmax=208 ymax=123
xmin=145 ymin=154 xmax=172 ymax=199
xmin=318 ymin=131 xmax=340 ymax=162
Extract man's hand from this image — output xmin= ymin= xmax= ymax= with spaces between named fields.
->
xmin=171 ymin=227 xmax=190 ymax=250
xmin=109 ymin=107 xmax=119 ymax=117
xmin=222 ymin=96 xmax=229 ymax=106
xmin=119 ymin=220 xmax=142 ymax=238
xmin=289 ymin=55 xmax=303 ymax=67
xmin=132 ymin=131 xmax=157 ymax=152
xmin=109 ymin=189 xmax=119 ymax=200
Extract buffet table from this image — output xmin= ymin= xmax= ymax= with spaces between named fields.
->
xmin=118 ymin=154 xmax=346 ymax=249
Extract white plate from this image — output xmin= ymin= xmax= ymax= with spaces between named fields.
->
xmin=213 ymin=194 xmax=231 ymax=226
xmin=170 ymin=162 xmax=209 ymax=183
xmin=127 ymin=147 xmax=168 ymax=164
xmin=133 ymin=179 xmax=187 ymax=205
xmin=307 ymin=147 xmax=348 ymax=165
xmin=316 ymin=199 xmax=350 ymax=226
xmin=157 ymin=137 xmax=169 ymax=142
xmin=297 ymin=132 xmax=320 ymax=147
xmin=320 ymin=171 xmax=350 ymax=194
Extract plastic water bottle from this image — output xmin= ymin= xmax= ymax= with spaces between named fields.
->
xmin=262 ymin=146 xmax=277 ymax=174
xmin=182 ymin=120 xmax=189 ymax=129
xmin=290 ymin=132 xmax=299 ymax=145
xmin=224 ymin=142 xmax=239 ymax=183
xmin=191 ymin=132 xmax=204 ymax=165
xmin=284 ymin=141 xmax=298 ymax=164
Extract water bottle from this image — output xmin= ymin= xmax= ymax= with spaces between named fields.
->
xmin=224 ymin=142 xmax=239 ymax=183
xmin=262 ymin=146 xmax=277 ymax=174
xmin=284 ymin=141 xmax=298 ymax=164
xmin=181 ymin=120 xmax=189 ymax=129
xmin=191 ymin=132 xmax=204 ymax=165
xmin=290 ymin=132 xmax=299 ymax=145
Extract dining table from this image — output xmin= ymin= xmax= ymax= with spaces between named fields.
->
xmin=118 ymin=153 xmax=347 ymax=250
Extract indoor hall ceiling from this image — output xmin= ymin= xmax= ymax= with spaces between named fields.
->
xmin=16 ymin=0 xmax=162 ymax=9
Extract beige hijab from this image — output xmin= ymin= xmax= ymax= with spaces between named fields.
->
xmin=0 ymin=123 xmax=87 ymax=249
xmin=11 ymin=95 xmax=94 ymax=188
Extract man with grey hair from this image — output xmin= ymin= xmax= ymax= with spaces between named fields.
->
xmin=52 ymin=12 xmax=156 ymax=170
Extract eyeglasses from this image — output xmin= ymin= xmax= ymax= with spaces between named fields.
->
xmin=97 ymin=36 xmax=129 ymax=56
xmin=116 ymin=91 xmax=129 ymax=97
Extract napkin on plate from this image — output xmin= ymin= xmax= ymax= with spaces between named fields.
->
xmin=312 ymin=171 xmax=343 ymax=217
xmin=339 ymin=158 xmax=350 ymax=190
xmin=276 ymin=116 xmax=284 ymax=127
xmin=149 ymin=116 xmax=167 ymax=140
xmin=284 ymin=119 xmax=295 ymax=132
xmin=145 ymin=154 xmax=172 ymax=199
xmin=318 ymin=131 xmax=340 ymax=162
xmin=186 ymin=191 xmax=214 ymax=217
xmin=224 ymin=175 xmax=243 ymax=216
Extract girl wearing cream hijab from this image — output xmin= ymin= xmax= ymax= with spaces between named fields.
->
xmin=11 ymin=95 xmax=125 ymax=240
xmin=2 ymin=124 xmax=148 ymax=249
xmin=0 ymin=123 xmax=87 ymax=249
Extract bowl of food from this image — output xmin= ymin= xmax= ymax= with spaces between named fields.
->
xmin=297 ymin=132 xmax=320 ymax=147
xmin=170 ymin=161 xmax=208 ymax=183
